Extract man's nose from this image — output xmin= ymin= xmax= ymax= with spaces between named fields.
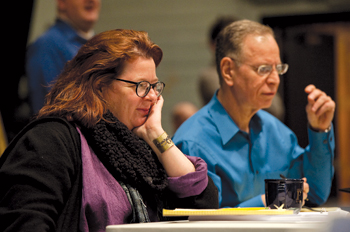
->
xmin=267 ymin=68 xmax=280 ymax=85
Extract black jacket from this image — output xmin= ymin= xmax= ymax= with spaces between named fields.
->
xmin=0 ymin=117 xmax=218 ymax=232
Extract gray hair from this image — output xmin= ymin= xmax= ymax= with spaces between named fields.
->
xmin=215 ymin=19 xmax=274 ymax=82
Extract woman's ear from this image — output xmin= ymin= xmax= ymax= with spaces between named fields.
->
xmin=220 ymin=57 xmax=235 ymax=86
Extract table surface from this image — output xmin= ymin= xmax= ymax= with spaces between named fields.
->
xmin=106 ymin=210 xmax=349 ymax=232
xmin=107 ymin=220 xmax=325 ymax=232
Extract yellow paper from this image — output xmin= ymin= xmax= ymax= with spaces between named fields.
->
xmin=163 ymin=207 xmax=296 ymax=217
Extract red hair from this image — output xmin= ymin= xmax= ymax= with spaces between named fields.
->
xmin=37 ymin=29 xmax=163 ymax=127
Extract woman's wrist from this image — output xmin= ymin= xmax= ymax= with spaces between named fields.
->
xmin=153 ymin=131 xmax=175 ymax=153
xmin=145 ymin=127 xmax=164 ymax=141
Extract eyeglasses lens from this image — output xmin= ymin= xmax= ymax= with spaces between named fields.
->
xmin=278 ymin=64 xmax=288 ymax=75
xmin=257 ymin=64 xmax=288 ymax=76
xmin=136 ymin=81 xmax=164 ymax=97
xmin=154 ymin=82 xmax=164 ymax=97
xmin=257 ymin=65 xmax=273 ymax=76
xmin=136 ymin=82 xmax=150 ymax=97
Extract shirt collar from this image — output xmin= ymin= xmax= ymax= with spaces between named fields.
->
xmin=208 ymin=92 xmax=240 ymax=145
xmin=208 ymin=92 xmax=264 ymax=145
xmin=250 ymin=112 xmax=263 ymax=139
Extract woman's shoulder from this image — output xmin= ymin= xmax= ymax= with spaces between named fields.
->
xmin=18 ymin=117 xmax=79 ymax=142
xmin=2 ymin=117 xmax=81 ymax=165
xmin=0 ymin=117 xmax=83 ymax=231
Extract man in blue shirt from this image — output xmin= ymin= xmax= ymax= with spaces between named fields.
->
xmin=173 ymin=20 xmax=335 ymax=208
xmin=26 ymin=0 xmax=101 ymax=113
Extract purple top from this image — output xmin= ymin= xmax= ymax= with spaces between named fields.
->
xmin=77 ymin=129 xmax=208 ymax=232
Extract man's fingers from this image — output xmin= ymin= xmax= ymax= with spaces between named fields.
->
xmin=304 ymin=84 xmax=316 ymax=94
xmin=311 ymin=95 xmax=331 ymax=114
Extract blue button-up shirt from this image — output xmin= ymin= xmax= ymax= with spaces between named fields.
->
xmin=173 ymin=93 xmax=334 ymax=207
xmin=26 ymin=19 xmax=88 ymax=113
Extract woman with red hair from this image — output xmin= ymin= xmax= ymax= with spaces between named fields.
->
xmin=0 ymin=29 xmax=218 ymax=232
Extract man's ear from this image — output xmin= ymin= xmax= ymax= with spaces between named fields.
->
xmin=220 ymin=57 xmax=235 ymax=86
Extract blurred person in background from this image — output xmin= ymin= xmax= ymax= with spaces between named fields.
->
xmin=198 ymin=16 xmax=237 ymax=106
xmin=26 ymin=0 xmax=101 ymax=114
xmin=171 ymin=101 xmax=198 ymax=134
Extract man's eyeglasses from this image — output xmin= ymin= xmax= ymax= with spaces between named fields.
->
xmin=114 ymin=78 xmax=165 ymax=98
xmin=254 ymin=64 xmax=289 ymax=76
xmin=229 ymin=57 xmax=289 ymax=77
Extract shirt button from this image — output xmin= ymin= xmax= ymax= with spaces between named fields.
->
xmin=256 ymin=170 xmax=259 ymax=174
xmin=323 ymin=139 xmax=328 ymax=144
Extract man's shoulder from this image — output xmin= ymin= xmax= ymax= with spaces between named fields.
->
xmin=257 ymin=110 xmax=284 ymax=125
xmin=29 ymin=23 xmax=69 ymax=50
xmin=256 ymin=110 xmax=293 ymax=135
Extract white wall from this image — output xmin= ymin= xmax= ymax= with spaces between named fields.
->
xmin=28 ymin=0 xmax=349 ymax=134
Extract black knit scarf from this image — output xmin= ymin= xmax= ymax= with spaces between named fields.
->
xmin=78 ymin=112 xmax=174 ymax=222
xmin=79 ymin=111 xmax=169 ymax=193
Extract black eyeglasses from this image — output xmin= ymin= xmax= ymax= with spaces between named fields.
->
xmin=114 ymin=78 xmax=165 ymax=98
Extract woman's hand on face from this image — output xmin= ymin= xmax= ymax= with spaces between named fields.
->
xmin=132 ymin=95 xmax=164 ymax=142
xmin=134 ymin=95 xmax=196 ymax=176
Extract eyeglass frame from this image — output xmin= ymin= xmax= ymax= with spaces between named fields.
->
xmin=114 ymin=78 xmax=165 ymax=98
xmin=228 ymin=57 xmax=289 ymax=77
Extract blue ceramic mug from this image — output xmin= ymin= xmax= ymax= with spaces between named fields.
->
xmin=265 ymin=179 xmax=304 ymax=209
